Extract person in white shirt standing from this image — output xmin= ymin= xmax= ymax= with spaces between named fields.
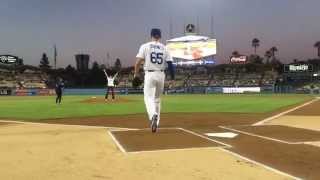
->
xmin=103 ymin=69 xmax=118 ymax=101
xmin=134 ymin=28 xmax=175 ymax=133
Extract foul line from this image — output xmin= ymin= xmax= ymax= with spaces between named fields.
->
xmin=220 ymin=126 xmax=306 ymax=145
xmin=0 ymin=119 xmax=137 ymax=131
xmin=213 ymin=97 xmax=319 ymax=179
xmin=108 ymin=127 xmax=302 ymax=179
xmin=253 ymin=98 xmax=320 ymax=126
xmin=107 ymin=126 xmax=303 ymax=179
xmin=220 ymin=149 xmax=302 ymax=180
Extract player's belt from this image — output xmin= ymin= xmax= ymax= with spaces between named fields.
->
xmin=146 ymin=70 xmax=164 ymax=72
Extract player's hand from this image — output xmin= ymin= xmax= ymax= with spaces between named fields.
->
xmin=132 ymin=76 xmax=142 ymax=88
xmin=168 ymin=80 xmax=175 ymax=88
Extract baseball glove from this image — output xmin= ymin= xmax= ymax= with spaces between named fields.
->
xmin=132 ymin=76 xmax=142 ymax=88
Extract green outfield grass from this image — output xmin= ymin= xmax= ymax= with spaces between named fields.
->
xmin=0 ymin=94 xmax=313 ymax=121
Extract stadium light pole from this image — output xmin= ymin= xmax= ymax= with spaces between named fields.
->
xmin=210 ymin=0 xmax=215 ymax=38
xmin=169 ymin=17 xmax=173 ymax=39
xmin=54 ymin=44 xmax=57 ymax=69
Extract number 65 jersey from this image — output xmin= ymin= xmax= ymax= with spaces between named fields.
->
xmin=136 ymin=41 xmax=173 ymax=71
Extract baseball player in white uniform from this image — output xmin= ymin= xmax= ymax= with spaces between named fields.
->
xmin=103 ymin=69 xmax=118 ymax=101
xmin=134 ymin=28 xmax=175 ymax=133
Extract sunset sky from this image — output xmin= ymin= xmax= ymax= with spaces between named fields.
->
xmin=0 ymin=0 xmax=319 ymax=67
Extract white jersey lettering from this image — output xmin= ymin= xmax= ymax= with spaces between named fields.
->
xmin=136 ymin=41 xmax=172 ymax=71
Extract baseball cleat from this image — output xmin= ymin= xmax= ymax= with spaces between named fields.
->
xmin=151 ymin=114 xmax=158 ymax=133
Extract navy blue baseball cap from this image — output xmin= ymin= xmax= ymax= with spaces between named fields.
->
xmin=151 ymin=28 xmax=161 ymax=38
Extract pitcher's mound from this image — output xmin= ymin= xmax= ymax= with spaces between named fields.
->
xmin=81 ymin=97 xmax=134 ymax=104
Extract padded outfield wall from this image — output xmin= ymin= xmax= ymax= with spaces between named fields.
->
xmin=1 ymin=85 xmax=307 ymax=96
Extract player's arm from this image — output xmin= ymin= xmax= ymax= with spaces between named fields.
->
xmin=114 ymin=72 xmax=119 ymax=79
xmin=103 ymin=69 xmax=109 ymax=78
xmin=134 ymin=45 xmax=145 ymax=77
xmin=165 ymin=48 xmax=175 ymax=80
xmin=167 ymin=61 xmax=175 ymax=80
xmin=61 ymin=82 xmax=65 ymax=91
xmin=134 ymin=58 xmax=144 ymax=77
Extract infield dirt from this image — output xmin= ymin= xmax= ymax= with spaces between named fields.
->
xmin=43 ymin=98 xmax=320 ymax=179
xmin=0 ymin=123 xmax=290 ymax=180
xmin=1 ymin=97 xmax=319 ymax=179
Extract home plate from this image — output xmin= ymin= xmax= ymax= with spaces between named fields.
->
xmin=205 ymin=132 xmax=238 ymax=138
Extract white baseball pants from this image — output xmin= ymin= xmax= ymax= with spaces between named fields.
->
xmin=144 ymin=71 xmax=165 ymax=125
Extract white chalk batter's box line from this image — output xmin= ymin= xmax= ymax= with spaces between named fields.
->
xmin=109 ymin=127 xmax=180 ymax=132
xmin=128 ymin=146 xmax=224 ymax=154
xmin=108 ymin=127 xmax=302 ymax=180
xmin=219 ymin=125 xmax=320 ymax=145
xmin=0 ymin=119 xmax=137 ymax=131
xmin=107 ymin=127 xmax=231 ymax=155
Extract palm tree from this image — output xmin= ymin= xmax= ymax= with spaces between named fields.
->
xmin=252 ymin=38 xmax=260 ymax=55
xmin=270 ymin=46 xmax=278 ymax=59
xmin=232 ymin=51 xmax=240 ymax=57
xmin=314 ymin=41 xmax=320 ymax=58
xmin=264 ymin=50 xmax=272 ymax=64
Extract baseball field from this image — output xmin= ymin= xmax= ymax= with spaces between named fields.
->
xmin=1 ymin=94 xmax=320 ymax=179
